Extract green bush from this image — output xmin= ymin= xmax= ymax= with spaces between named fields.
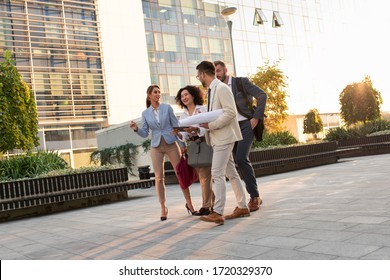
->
xmin=38 ymin=164 xmax=116 ymax=178
xmin=325 ymin=119 xmax=390 ymax=141
xmin=324 ymin=127 xmax=354 ymax=141
xmin=252 ymin=131 xmax=298 ymax=149
xmin=368 ymin=129 xmax=390 ymax=136
xmin=0 ymin=151 xmax=67 ymax=181
xmin=370 ymin=119 xmax=390 ymax=132
xmin=351 ymin=122 xmax=376 ymax=137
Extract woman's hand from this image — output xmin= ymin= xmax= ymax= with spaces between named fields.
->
xmin=184 ymin=126 xmax=199 ymax=136
xmin=172 ymin=128 xmax=183 ymax=139
xmin=130 ymin=121 xmax=138 ymax=132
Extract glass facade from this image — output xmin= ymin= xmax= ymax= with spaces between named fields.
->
xmin=0 ymin=0 xmax=108 ymax=167
xmin=140 ymin=0 xmax=365 ymax=114
xmin=142 ymin=0 xmax=234 ymax=103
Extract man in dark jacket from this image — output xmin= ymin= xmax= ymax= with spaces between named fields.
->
xmin=214 ymin=60 xmax=267 ymax=212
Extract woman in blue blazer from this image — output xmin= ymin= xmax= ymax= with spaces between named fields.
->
xmin=130 ymin=85 xmax=197 ymax=221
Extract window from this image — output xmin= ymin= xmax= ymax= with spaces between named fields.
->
xmin=254 ymin=8 xmax=268 ymax=25
xmin=186 ymin=36 xmax=201 ymax=63
xmin=209 ymin=38 xmax=223 ymax=54
xmin=163 ymin=33 xmax=178 ymax=51
xmin=182 ymin=7 xmax=197 ymax=24
xmin=273 ymin=11 xmax=284 ymax=27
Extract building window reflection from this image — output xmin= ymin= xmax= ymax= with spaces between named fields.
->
xmin=142 ymin=0 xmax=230 ymax=104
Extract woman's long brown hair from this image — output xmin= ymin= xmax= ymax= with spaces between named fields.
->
xmin=146 ymin=84 xmax=160 ymax=108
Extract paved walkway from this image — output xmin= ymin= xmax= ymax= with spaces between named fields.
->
xmin=1 ymin=154 xmax=390 ymax=260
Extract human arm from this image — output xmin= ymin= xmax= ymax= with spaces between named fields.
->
xmin=208 ymin=84 xmax=237 ymax=130
xmin=134 ymin=112 xmax=150 ymax=138
xmin=241 ymin=77 xmax=267 ymax=121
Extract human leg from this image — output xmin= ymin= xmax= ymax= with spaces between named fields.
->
xmin=207 ymin=143 xmax=232 ymax=215
xmin=236 ymin=120 xmax=262 ymax=211
xmin=225 ymin=151 xmax=248 ymax=210
xmin=196 ymin=166 xmax=213 ymax=215
xmin=150 ymin=146 xmax=167 ymax=219
xmin=165 ymin=140 xmax=196 ymax=213
xmin=235 ymin=120 xmax=259 ymax=198
xmin=197 ymin=166 xmax=213 ymax=208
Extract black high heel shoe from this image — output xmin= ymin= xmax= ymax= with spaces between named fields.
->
xmin=194 ymin=207 xmax=211 ymax=216
xmin=185 ymin=204 xmax=198 ymax=216
xmin=161 ymin=207 xmax=168 ymax=221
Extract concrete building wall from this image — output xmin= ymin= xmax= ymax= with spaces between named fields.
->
xmin=97 ymin=0 xmax=151 ymax=124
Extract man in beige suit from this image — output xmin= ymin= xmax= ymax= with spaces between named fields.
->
xmin=196 ymin=61 xmax=250 ymax=225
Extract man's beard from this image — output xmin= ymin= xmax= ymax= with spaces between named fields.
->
xmin=218 ymin=73 xmax=227 ymax=82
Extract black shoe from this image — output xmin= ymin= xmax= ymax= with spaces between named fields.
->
xmin=194 ymin=207 xmax=211 ymax=216
xmin=186 ymin=204 xmax=199 ymax=216
xmin=160 ymin=207 xmax=168 ymax=221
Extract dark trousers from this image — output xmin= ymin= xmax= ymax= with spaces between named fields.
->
xmin=233 ymin=119 xmax=259 ymax=198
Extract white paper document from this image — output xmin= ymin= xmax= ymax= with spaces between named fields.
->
xmin=178 ymin=109 xmax=223 ymax=126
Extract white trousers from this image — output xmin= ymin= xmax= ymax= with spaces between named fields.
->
xmin=211 ymin=142 xmax=247 ymax=215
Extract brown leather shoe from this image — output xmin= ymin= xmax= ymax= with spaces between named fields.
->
xmin=200 ymin=212 xmax=224 ymax=225
xmin=248 ymin=197 xmax=263 ymax=212
xmin=224 ymin=207 xmax=250 ymax=220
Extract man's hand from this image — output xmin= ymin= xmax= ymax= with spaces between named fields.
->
xmin=199 ymin=123 xmax=209 ymax=129
xmin=250 ymin=118 xmax=259 ymax=129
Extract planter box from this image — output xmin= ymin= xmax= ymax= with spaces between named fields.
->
xmin=249 ymin=141 xmax=339 ymax=176
xmin=337 ymin=134 xmax=390 ymax=148
xmin=0 ymin=168 xmax=153 ymax=222
xmin=157 ymin=142 xmax=339 ymax=182
xmin=249 ymin=141 xmax=337 ymax=162
xmin=337 ymin=134 xmax=390 ymax=158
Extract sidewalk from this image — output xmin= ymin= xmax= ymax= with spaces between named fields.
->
xmin=1 ymin=154 xmax=389 ymax=260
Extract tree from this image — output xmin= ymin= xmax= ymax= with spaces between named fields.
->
xmin=339 ymin=76 xmax=382 ymax=126
xmin=250 ymin=61 xmax=289 ymax=132
xmin=303 ymin=108 xmax=323 ymax=138
xmin=0 ymin=50 xmax=39 ymax=153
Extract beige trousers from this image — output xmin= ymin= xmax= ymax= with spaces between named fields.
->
xmin=211 ymin=142 xmax=247 ymax=215
xmin=150 ymin=138 xmax=192 ymax=207
xmin=196 ymin=166 xmax=214 ymax=209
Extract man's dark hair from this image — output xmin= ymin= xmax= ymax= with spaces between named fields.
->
xmin=213 ymin=60 xmax=226 ymax=68
xmin=196 ymin=61 xmax=215 ymax=76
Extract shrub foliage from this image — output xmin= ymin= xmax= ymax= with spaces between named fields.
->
xmin=0 ymin=50 xmax=39 ymax=152
xmin=0 ymin=151 xmax=67 ymax=181
xmin=303 ymin=108 xmax=323 ymax=135
xmin=325 ymin=119 xmax=390 ymax=141
xmin=339 ymin=76 xmax=382 ymax=126
xmin=252 ymin=130 xmax=298 ymax=149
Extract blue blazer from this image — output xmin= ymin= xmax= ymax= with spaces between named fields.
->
xmin=136 ymin=103 xmax=180 ymax=148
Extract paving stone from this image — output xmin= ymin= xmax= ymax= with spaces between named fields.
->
xmin=0 ymin=154 xmax=389 ymax=260
xmin=360 ymin=246 xmax=390 ymax=259
xmin=299 ymin=240 xmax=380 ymax=258
xmin=251 ymin=248 xmax=337 ymax=260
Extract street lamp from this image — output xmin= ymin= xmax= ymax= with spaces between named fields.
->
xmin=221 ymin=7 xmax=237 ymax=76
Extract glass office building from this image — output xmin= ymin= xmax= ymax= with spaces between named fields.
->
xmin=0 ymin=0 xmax=107 ymax=167
xmin=142 ymin=0 xmax=234 ymax=104
xmin=139 ymin=0 xmax=366 ymax=114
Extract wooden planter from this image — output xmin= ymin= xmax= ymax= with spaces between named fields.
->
xmin=249 ymin=141 xmax=339 ymax=176
xmin=337 ymin=134 xmax=390 ymax=158
xmin=0 ymin=168 xmax=153 ymax=222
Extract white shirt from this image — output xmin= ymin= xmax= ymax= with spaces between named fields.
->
xmin=153 ymin=107 xmax=160 ymax=124
xmin=178 ymin=105 xmax=207 ymax=141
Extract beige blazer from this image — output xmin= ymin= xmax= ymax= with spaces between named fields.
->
xmin=207 ymin=80 xmax=243 ymax=146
